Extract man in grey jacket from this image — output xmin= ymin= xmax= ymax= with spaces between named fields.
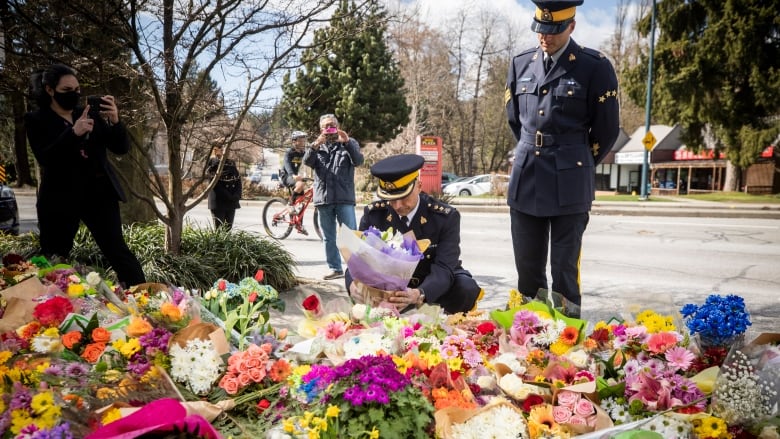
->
xmin=304 ymin=113 xmax=364 ymax=280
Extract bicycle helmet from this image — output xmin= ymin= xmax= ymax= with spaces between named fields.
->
xmin=291 ymin=130 xmax=307 ymax=140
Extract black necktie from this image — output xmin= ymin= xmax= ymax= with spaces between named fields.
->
xmin=544 ymin=56 xmax=553 ymax=73
xmin=400 ymin=216 xmax=408 ymax=226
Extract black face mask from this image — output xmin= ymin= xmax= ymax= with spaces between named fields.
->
xmin=52 ymin=91 xmax=81 ymax=111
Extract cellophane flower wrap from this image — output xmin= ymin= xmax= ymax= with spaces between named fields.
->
xmin=337 ymin=224 xmax=426 ymax=291
xmin=680 ymin=294 xmax=751 ymax=348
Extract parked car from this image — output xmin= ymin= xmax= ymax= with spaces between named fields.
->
xmin=441 ymin=172 xmax=460 ymax=188
xmin=0 ymin=183 xmax=20 ymax=236
xmin=443 ymin=173 xmax=510 ymax=196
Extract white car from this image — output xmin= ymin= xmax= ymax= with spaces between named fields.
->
xmin=443 ymin=173 xmax=509 ymax=196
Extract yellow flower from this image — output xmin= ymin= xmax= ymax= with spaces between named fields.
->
xmin=283 ymin=419 xmax=295 ymax=433
xmin=0 ymin=398 xmax=5 ymax=414
xmin=66 ymin=283 xmax=85 ymax=297
xmin=549 ymin=340 xmax=570 ymax=356
xmin=593 ymin=321 xmax=610 ymax=331
xmin=102 ymin=407 xmax=122 ymax=425
xmin=369 ymin=426 xmax=380 ymax=439
xmin=96 ymin=387 xmax=118 ymax=400
xmin=507 ymin=289 xmax=524 ymax=309
xmin=119 ymin=338 xmax=142 ymax=357
xmin=307 ymin=429 xmax=320 ymax=439
xmin=31 ymin=391 xmax=56 ymax=414
xmin=301 ymin=411 xmax=314 ymax=428
xmin=446 ymin=356 xmax=464 ymax=372
xmin=10 ymin=409 xmax=34 ymax=435
xmin=693 ymin=415 xmax=731 ymax=439
xmin=392 ymin=355 xmax=411 ymax=374
xmin=42 ymin=327 xmax=59 ymax=337
xmin=325 ymin=404 xmax=340 ymax=418
xmin=0 ymin=350 xmax=12 ymax=364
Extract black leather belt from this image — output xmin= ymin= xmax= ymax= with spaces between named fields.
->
xmin=521 ymin=131 xmax=588 ymax=147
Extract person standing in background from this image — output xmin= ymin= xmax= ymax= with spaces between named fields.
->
xmin=304 ymin=114 xmax=364 ymax=280
xmin=504 ymin=0 xmax=619 ymax=316
xmin=281 ymin=131 xmax=308 ymax=202
xmin=206 ymin=145 xmax=242 ymax=230
xmin=25 ymin=63 xmax=146 ymax=287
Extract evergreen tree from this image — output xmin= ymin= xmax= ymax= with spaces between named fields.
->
xmin=280 ymin=0 xmax=409 ymax=145
xmin=623 ymin=0 xmax=780 ymax=172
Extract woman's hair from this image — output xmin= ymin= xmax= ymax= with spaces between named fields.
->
xmin=28 ymin=63 xmax=76 ymax=109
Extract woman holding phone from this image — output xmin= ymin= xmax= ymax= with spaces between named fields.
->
xmin=25 ymin=63 xmax=146 ymax=287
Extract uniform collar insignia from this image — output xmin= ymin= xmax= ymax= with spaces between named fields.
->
xmin=386 ymin=214 xmax=392 ymax=222
xmin=532 ymin=52 xmax=539 ymax=60
xmin=420 ymin=216 xmax=427 ymax=224
xmin=569 ymin=53 xmax=576 ymax=61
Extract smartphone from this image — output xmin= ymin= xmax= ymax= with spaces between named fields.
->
xmin=87 ymin=95 xmax=104 ymax=119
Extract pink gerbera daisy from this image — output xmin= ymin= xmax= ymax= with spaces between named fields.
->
xmin=664 ymin=346 xmax=695 ymax=371
xmin=646 ymin=331 xmax=679 ymax=354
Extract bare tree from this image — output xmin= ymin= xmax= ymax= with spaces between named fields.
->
xmin=111 ymin=0 xmax=343 ymax=254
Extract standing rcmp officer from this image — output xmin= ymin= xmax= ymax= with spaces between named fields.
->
xmin=504 ymin=0 xmax=619 ymax=316
xmin=345 ymin=154 xmax=483 ymax=314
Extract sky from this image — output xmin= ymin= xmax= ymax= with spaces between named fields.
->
xmin=397 ymin=0 xmax=635 ymax=53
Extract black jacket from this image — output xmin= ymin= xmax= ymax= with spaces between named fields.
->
xmin=25 ymin=105 xmax=130 ymax=204
xmin=206 ymin=157 xmax=242 ymax=210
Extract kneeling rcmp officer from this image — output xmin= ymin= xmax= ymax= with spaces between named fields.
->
xmin=504 ymin=0 xmax=620 ymax=315
xmin=345 ymin=154 xmax=483 ymax=314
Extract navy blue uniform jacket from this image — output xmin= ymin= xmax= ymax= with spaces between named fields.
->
xmin=345 ymin=193 xmax=470 ymax=311
xmin=505 ymin=39 xmax=619 ymax=217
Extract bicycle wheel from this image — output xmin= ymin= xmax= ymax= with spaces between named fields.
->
xmin=262 ymin=198 xmax=293 ymax=239
xmin=312 ymin=207 xmax=323 ymax=241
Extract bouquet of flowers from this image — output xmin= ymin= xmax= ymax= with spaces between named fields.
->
xmin=337 ymin=225 xmax=428 ymax=306
xmin=680 ymin=294 xmax=751 ymax=350
xmin=282 ymin=354 xmax=434 ymax=438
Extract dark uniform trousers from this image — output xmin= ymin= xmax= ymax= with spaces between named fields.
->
xmin=510 ymin=209 xmax=589 ymax=306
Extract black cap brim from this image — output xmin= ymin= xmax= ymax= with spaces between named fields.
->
xmin=531 ymin=19 xmax=572 ymax=35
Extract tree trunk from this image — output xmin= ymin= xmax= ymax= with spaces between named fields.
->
xmin=11 ymin=91 xmax=34 ymax=188
xmin=723 ymin=160 xmax=740 ymax=192
xmin=165 ymin=208 xmax=184 ymax=255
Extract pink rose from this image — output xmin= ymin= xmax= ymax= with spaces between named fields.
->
xmin=236 ymin=358 xmax=250 ymax=373
xmin=237 ymin=372 xmax=252 ymax=388
xmin=248 ymin=367 xmax=267 ymax=383
xmin=568 ymin=415 xmax=588 ymax=426
xmin=556 ymin=390 xmax=579 ymax=408
xmin=552 ymin=406 xmax=573 ymax=424
xmin=220 ymin=376 xmax=240 ymax=395
xmin=244 ymin=357 xmax=262 ymax=371
xmin=575 ymin=398 xmax=595 ymax=417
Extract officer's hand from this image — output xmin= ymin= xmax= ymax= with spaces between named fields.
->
xmin=389 ymin=288 xmax=421 ymax=307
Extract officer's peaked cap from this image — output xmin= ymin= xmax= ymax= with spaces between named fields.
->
xmin=371 ymin=154 xmax=425 ymax=200
xmin=531 ymin=0 xmax=582 ymax=35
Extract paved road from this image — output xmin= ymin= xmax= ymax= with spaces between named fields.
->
xmin=13 ymin=192 xmax=779 ymax=334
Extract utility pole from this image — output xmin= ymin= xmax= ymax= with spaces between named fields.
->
xmin=640 ymin=0 xmax=657 ymax=200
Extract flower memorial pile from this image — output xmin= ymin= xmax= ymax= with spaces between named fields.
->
xmin=1 ymin=252 xmax=779 ymax=439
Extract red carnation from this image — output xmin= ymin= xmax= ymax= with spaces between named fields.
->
xmin=248 ymin=292 xmax=258 ymax=303
xmin=476 ymin=321 xmax=496 ymax=335
xmin=217 ymin=279 xmax=227 ymax=291
xmin=522 ymin=394 xmax=545 ymax=413
xmin=33 ymin=296 xmax=74 ymax=327
xmin=256 ymin=399 xmax=271 ymax=413
xmin=254 ymin=269 xmax=264 ymax=282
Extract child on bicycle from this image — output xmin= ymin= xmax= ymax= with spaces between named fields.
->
xmin=281 ymin=130 xmax=308 ymax=203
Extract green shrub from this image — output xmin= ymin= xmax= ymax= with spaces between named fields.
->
xmin=3 ymin=223 xmax=297 ymax=292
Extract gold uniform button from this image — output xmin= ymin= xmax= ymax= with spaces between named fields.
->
xmin=535 ymin=150 xmax=541 ymax=156
xmin=576 ymin=161 xmax=582 ymax=166
xmin=539 ymin=110 xmax=544 ymax=115
xmin=522 ymin=86 xmax=527 ymax=92
xmin=568 ymin=90 xmax=573 ymax=96
xmin=542 ymin=89 xmax=548 ymax=94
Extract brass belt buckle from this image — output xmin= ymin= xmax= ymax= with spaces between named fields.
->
xmin=535 ymin=131 xmax=543 ymax=147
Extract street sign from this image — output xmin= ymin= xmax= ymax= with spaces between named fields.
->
xmin=642 ymin=131 xmax=657 ymax=151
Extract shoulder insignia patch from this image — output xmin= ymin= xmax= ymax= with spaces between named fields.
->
xmin=420 ymin=216 xmax=427 ymax=225
xmin=386 ymin=214 xmax=393 ymax=222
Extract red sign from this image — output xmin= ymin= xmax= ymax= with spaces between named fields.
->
xmin=673 ymin=148 xmax=725 ymax=161
xmin=415 ymin=136 xmax=442 ymax=194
